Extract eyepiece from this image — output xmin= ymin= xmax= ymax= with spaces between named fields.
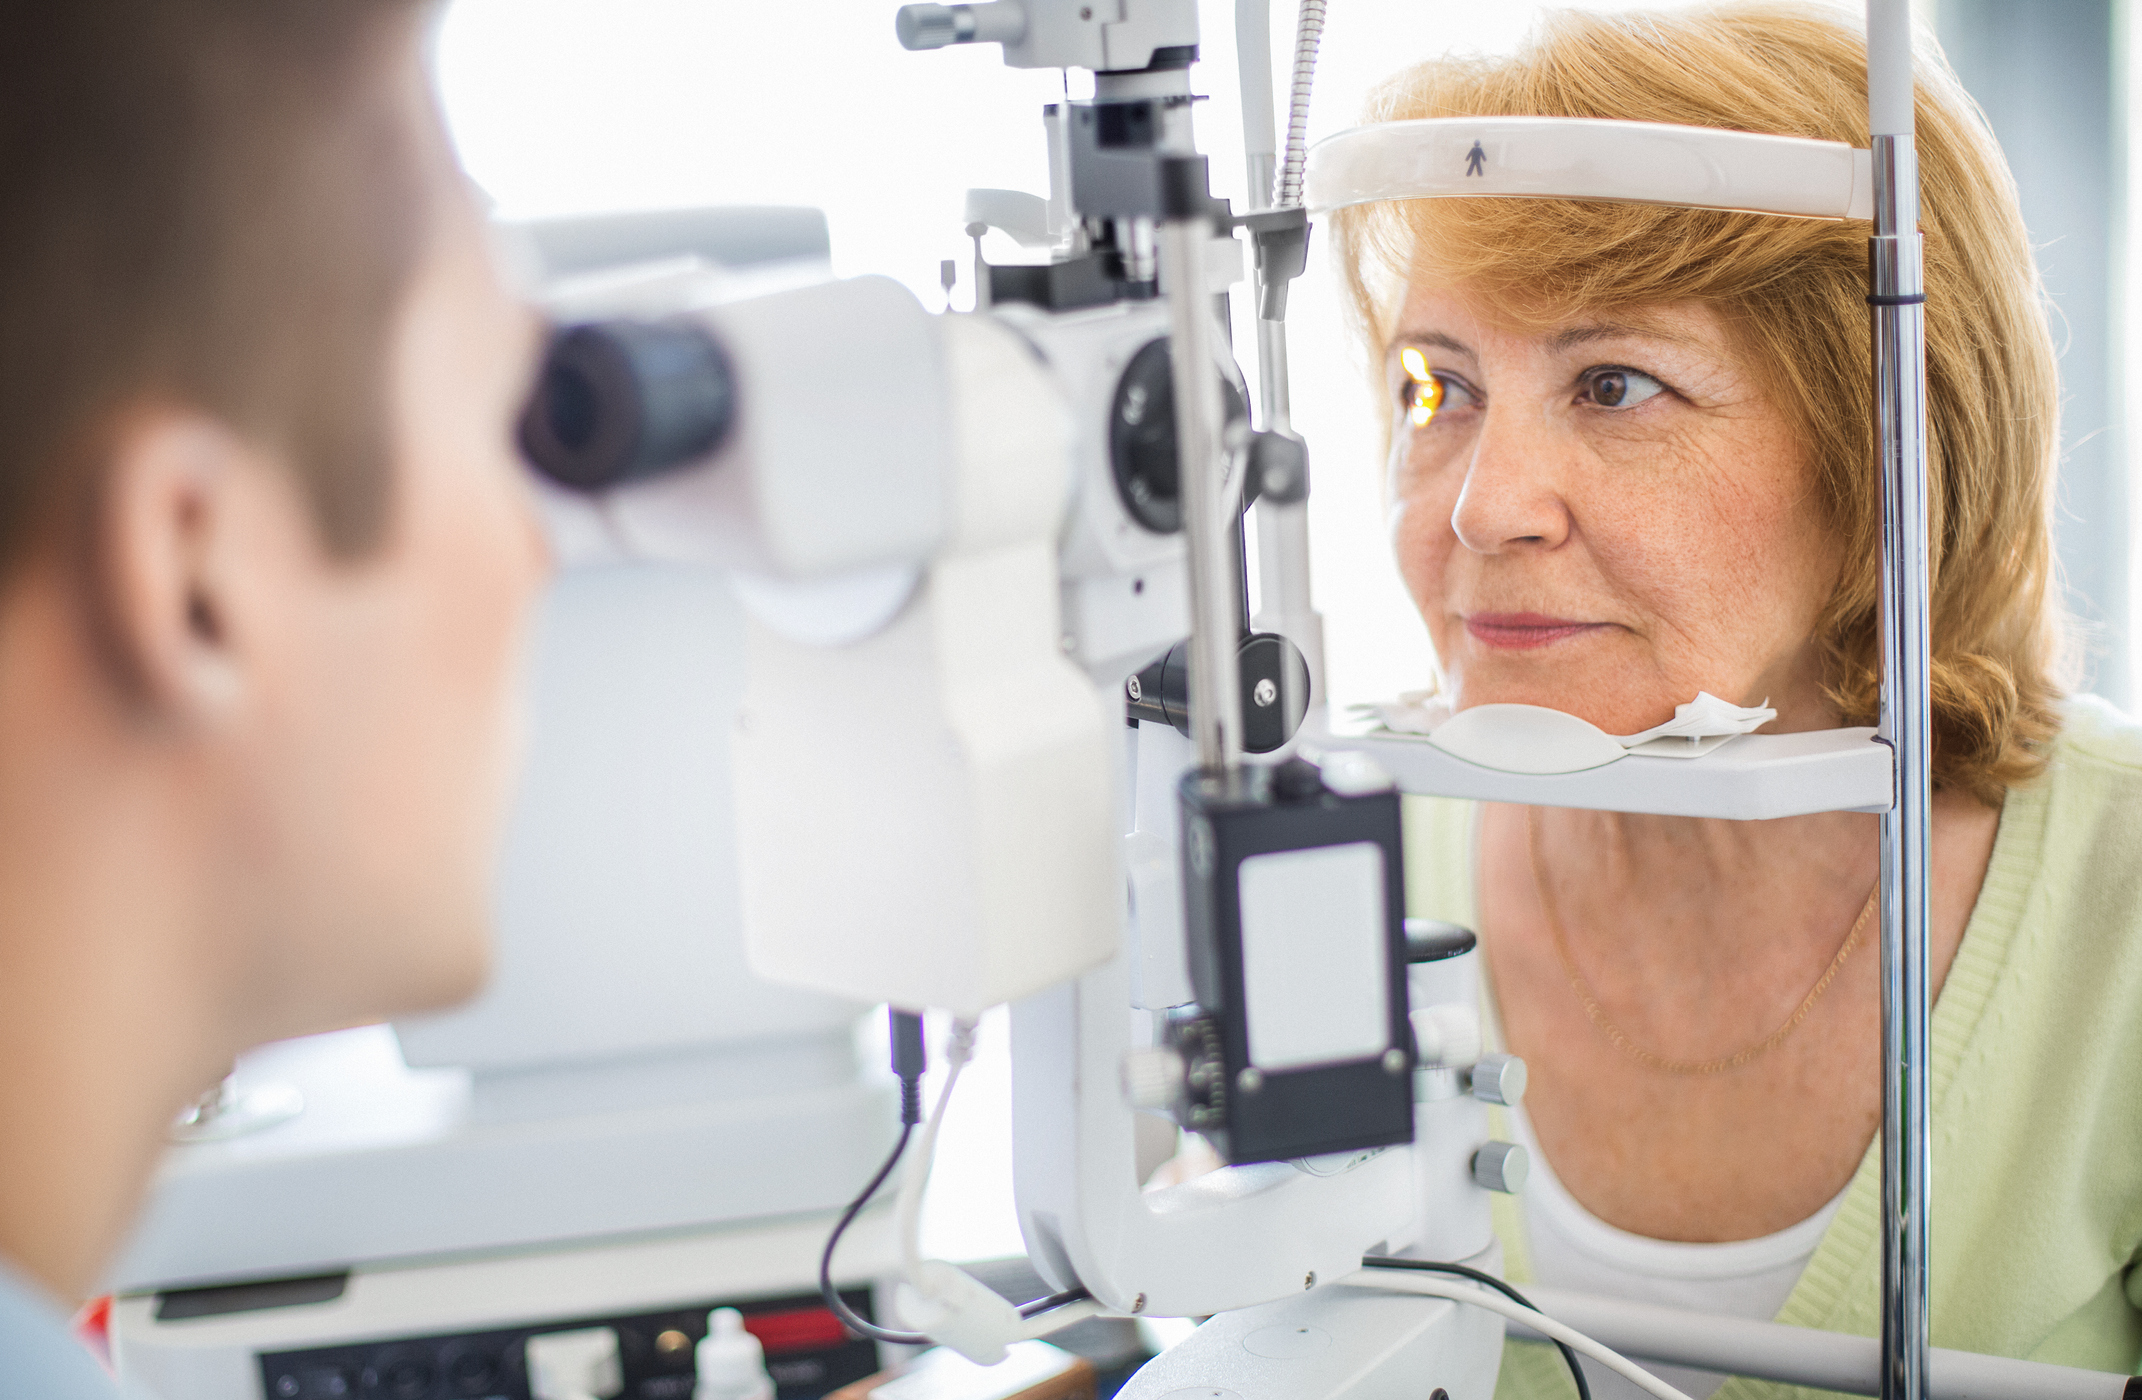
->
xmin=519 ymin=320 xmax=735 ymax=491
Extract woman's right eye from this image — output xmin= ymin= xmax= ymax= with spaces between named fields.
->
xmin=1396 ymin=346 xmax=1475 ymax=427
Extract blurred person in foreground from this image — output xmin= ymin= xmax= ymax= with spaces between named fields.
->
xmin=1333 ymin=5 xmax=2142 ymax=1395
xmin=0 ymin=3 xmax=547 ymax=1391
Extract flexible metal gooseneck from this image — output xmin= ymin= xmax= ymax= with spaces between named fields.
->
xmin=1866 ymin=3 xmax=1931 ymax=1399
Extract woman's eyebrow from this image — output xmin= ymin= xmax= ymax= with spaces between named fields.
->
xmin=1549 ymin=321 xmax=1700 ymax=352
xmin=1390 ymin=330 xmax=1474 ymax=359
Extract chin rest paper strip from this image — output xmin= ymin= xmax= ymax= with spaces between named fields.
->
xmin=1306 ymin=116 xmax=1874 ymax=221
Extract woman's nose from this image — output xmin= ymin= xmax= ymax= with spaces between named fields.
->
xmin=1449 ymin=405 xmax=1572 ymax=555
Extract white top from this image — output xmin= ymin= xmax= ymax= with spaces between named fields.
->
xmin=1508 ymin=1105 xmax=1847 ymax=1400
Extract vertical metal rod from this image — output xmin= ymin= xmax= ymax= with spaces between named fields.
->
xmin=1252 ymin=323 xmax=1325 ymax=696
xmin=1164 ymin=217 xmax=1246 ymax=774
xmin=1867 ymin=1 xmax=1930 ymax=1394
xmin=1237 ymin=0 xmax=1279 ymax=209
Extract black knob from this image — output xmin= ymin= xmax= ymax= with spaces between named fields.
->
xmin=519 ymin=320 xmax=734 ymax=490
xmin=1249 ymin=430 xmax=1309 ymax=504
xmin=1126 ymin=632 xmax=1311 ymax=755
xmin=1271 ymin=757 xmax=1324 ymax=802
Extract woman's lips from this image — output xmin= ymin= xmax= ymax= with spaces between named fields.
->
xmin=1463 ymin=612 xmax=1610 ymax=650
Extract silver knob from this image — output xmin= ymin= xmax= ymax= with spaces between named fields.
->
xmin=1471 ymin=1140 xmax=1530 ymax=1194
xmin=1120 ymin=1047 xmax=1186 ymax=1113
xmin=1468 ymin=1053 xmax=1527 ymax=1107
xmin=894 ymin=4 xmax=964 ymax=48
xmin=894 ymin=2 xmax=1026 ymax=49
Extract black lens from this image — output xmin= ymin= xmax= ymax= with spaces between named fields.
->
xmin=542 ymin=362 xmax=601 ymax=452
xmin=519 ymin=320 xmax=735 ymax=491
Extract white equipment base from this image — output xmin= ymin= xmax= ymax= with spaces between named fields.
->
xmin=1118 ymin=1277 xmax=1504 ymax=1400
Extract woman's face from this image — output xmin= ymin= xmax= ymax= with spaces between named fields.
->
xmin=1385 ymin=284 xmax=1842 ymax=736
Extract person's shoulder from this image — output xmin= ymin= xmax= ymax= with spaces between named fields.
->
xmin=2027 ymin=693 xmax=2142 ymax=837
xmin=2001 ymin=693 xmax=2142 ymax=946
xmin=2046 ymin=691 xmax=2142 ymax=775
xmin=0 ymin=1262 xmax=122 ymax=1400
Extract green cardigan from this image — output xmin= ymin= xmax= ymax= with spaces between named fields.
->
xmin=1400 ymin=695 xmax=2142 ymax=1399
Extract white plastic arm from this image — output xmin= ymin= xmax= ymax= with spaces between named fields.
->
xmin=1306 ymin=116 xmax=1873 ymax=221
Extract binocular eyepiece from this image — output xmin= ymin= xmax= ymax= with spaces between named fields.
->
xmin=519 ymin=320 xmax=737 ymax=491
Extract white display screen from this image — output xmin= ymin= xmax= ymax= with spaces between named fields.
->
xmin=1236 ymin=841 xmax=1390 ymax=1071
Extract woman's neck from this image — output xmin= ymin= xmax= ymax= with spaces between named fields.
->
xmin=1520 ymin=804 xmax=1883 ymax=1032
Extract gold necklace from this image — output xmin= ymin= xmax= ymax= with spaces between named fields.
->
xmin=1524 ymin=808 xmax=1878 ymax=1076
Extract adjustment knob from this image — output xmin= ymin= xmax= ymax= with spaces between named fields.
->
xmin=1471 ymin=1140 xmax=1530 ymax=1195
xmin=1120 ymin=1047 xmax=1186 ymax=1114
xmin=1468 ymin=1053 xmax=1527 ymax=1107
xmin=895 ymin=5 xmax=960 ymax=47
xmin=1410 ymin=1003 xmax=1482 ymax=1070
xmin=895 ymin=3 xmax=1028 ymax=50
xmin=1249 ymin=430 xmax=1309 ymax=504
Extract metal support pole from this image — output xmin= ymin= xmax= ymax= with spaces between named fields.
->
xmin=1867 ymin=2 xmax=1931 ymax=1397
xmin=1163 ymin=216 xmax=1246 ymax=774
xmin=1238 ymin=0 xmax=1326 ymax=701
xmin=1251 ymin=323 xmax=1324 ymax=695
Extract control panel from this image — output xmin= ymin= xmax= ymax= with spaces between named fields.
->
xmin=257 ymin=1289 xmax=882 ymax=1400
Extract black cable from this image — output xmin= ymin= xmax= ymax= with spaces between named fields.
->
xmin=821 ymin=1012 xmax=1095 ymax=1347
xmin=1360 ymin=1255 xmax=1592 ymax=1400
xmin=820 ymin=1123 xmax=930 ymax=1346
xmin=1016 ymin=1288 xmax=1093 ymax=1320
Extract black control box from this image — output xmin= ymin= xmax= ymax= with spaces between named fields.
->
xmin=1174 ymin=758 xmax=1415 ymax=1165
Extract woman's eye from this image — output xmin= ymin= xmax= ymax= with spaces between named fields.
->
xmin=1582 ymin=367 xmax=1665 ymax=410
xmin=1396 ymin=346 xmax=1473 ymax=427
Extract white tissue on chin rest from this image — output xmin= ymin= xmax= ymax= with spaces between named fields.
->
xmin=1358 ymin=688 xmax=1450 ymax=735
xmin=1357 ymin=690 xmax=1776 ymax=775
xmin=1614 ymin=691 xmax=1777 ymax=746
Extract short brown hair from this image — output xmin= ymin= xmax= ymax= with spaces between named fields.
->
xmin=0 ymin=0 xmax=432 ymax=567
xmin=1333 ymin=3 xmax=2063 ymax=804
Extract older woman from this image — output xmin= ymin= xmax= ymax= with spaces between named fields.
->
xmin=1331 ymin=5 xmax=2142 ymax=1395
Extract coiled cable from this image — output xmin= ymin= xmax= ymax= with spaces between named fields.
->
xmin=1275 ymin=0 xmax=1328 ymax=207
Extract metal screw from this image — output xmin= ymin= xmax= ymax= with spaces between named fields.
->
xmin=1237 ymin=1066 xmax=1264 ymax=1093
xmin=1382 ymin=1047 xmax=1409 ymax=1074
xmin=1127 ymin=675 xmax=1144 ymax=701
xmin=1304 ymin=1272 xmax=1317 ymax=1290
xmin=1252 ymin=677 xmax=1277 ymax=708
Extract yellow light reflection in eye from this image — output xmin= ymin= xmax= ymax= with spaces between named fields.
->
xmin=1399 ymin=346 xmax=1443 ymax=427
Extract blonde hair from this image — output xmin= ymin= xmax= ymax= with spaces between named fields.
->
xmin=1332 ymin=3 xmax=2064 ymax=805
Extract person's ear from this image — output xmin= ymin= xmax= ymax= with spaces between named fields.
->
xmin=87 ymin=411 xmax=269 ymax=722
